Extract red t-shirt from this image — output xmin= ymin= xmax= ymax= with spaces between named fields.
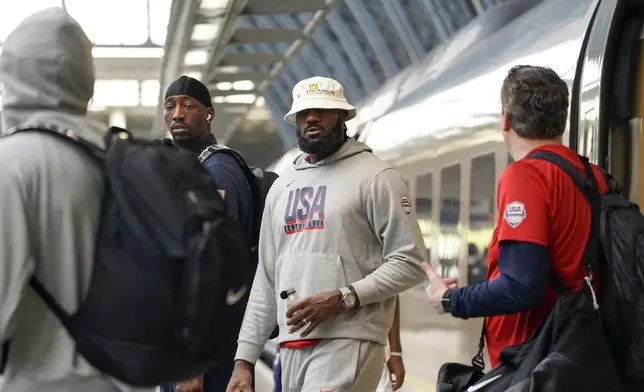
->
xmin=485 ymin=145 xmax=608 ymax=367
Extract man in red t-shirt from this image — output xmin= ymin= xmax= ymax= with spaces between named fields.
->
xmin=422 ymin=65 xmax=607 ymax=367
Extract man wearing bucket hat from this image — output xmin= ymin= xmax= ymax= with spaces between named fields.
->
xmin=226 ymin=77 xmax=426 ymax=392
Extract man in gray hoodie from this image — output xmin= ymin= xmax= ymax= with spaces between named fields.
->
xmin=226 ymin=77 xmax=427 ymax=392
xmin=0 ymin=8 xmax=154 ymax=392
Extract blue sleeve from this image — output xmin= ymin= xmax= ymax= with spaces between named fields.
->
xmin=203 ymin=156 xmax=249 ymax=225
xmin=449 ymin=241 xmax=550 ymax=319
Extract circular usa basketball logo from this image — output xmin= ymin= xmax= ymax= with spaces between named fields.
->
xmin=400 ymin=196 xmax=412 ymax=215
xmin=504 ymin=201 xmax=526 ymax=228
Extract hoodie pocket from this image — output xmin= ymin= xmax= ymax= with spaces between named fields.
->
xmin=275 ymin=253 xmax=348 ymax=326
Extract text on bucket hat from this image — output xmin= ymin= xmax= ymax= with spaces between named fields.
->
xmin=284 ymin=76 xmax=356 ymax=125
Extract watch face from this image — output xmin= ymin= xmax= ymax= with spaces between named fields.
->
xmin=343 ymin=293 xmax=356 ymax=308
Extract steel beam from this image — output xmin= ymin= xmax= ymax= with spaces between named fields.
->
xmin=152 ymin=0 xmax=200 ymax=138
xmin=419 ymin=0 xmax=450 ymax=41
xmin=344 ymin=0 xmax=399 ymax=78
xmin=252 ymin=16 xmax=313 ymax=81
xmin=244 ymin=0 xmax=328 ymax=15
xmin=308 ymin=25 xmax=363 ymax=103
xmin=213 ymin=71 xmax=270 ymax=82
xmin=469 ymin=0 xmax=486 ymax=15
xmin=263 ymin=86 xmax=296 ymax=149
xmin=380 ymin=0 xmax=425 ymax=63
xmin=220 ymin=52 xmax=284 ymax=66
xmin=209 ymin=89 xmax=259 ymax=97
xmin=275 ymin=15 xmax=335 ymax=79
xmin=230 ymin=28 xmax=304 ymax=44
xmin=326 ymin=11 xmax=380 ymax=91
xmin=220 ymin=0 xmax=341 ymax=144
xmin=203 ymin=0 xmax=250 ymax=82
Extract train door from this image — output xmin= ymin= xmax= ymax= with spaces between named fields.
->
xmin=571 ymin=0 xmax=643 ymax=179
xmin=574 ymin=0 xmax=644 ymax=201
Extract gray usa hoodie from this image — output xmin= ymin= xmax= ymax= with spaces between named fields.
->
xmin=0 ymin=8 xmax=152 ymax=392
xmin=235 ymin=140 xmax=427 ymax=364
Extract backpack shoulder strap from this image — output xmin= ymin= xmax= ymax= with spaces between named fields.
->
xmin=198 ymin=144 xmax=249 ymax=169
xmin=525 ymin=151 xmax=601 ymax=274
xmin=10 ymin=122 xmax=105 ymax=162
xmin=198 ymin=144 xmax=258 ymax=193
xmin=198 ymin=144 xmax=260 ymax=216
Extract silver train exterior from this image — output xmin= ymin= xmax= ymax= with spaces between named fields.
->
xmin=265 ymin=0 xmax=644 ymax=367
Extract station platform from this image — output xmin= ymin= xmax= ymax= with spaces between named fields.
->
xmin=0 ymin=290 xmax=484 ymax=392
xmin=254 ymin=289 xmax=486 ymax=392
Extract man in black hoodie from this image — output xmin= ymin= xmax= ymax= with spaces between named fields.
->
xmin=162 ymin=76 xmax=253 ymax=392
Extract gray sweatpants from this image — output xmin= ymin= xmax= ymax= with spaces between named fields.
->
xmin=280 ymin=338 xmax=385 ymax=392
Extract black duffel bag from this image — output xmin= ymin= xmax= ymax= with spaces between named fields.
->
xmin=438 ymin=282 xmax=626 ymax=392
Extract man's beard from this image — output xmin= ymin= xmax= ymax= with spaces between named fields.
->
xmin=295 ymin=120 xmax=345 ymax=157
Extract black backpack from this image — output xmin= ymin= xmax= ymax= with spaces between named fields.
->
xmin=198 ymin=144 xmax=278 ymax=264
xmin=198 ymin=144 xmax=280 ymax=339
xmin=2 ymin=125 xmax=255 ymax=387
xmin=527 ymin=151 xmax=644 ymax=389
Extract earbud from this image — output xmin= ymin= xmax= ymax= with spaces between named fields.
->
xmin=206 ymin=114 xmax=212 ymax=122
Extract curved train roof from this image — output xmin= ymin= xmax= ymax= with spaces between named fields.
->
xmin=269 ymin=0 xmax=598 ymax=174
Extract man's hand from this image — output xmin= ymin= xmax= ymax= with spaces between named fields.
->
xmin=286 ymin=290 xmax=344 ymax=337
xmin=175 ymin=376 xmax=203 ymax=392
xmin=225 ymin=361 xmax=254 ymax=392
xmin=387 ymin=356 xmax=405 ymax=390
xmin=421 ymin=261 xmax=458 ymax=314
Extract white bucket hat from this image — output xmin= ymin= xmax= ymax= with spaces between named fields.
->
xmin=284 ymin=76 xmax=357 ymax=125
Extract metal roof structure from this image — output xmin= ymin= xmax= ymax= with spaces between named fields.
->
xmin=1 ymin=0 xmax=508 ymax=168
xmin=156 ymin=0 xmax=505 ymax=167
xmin=0 ymin=0 xmax=173 ymax=137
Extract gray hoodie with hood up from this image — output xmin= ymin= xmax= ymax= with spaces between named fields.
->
xmin=0 ymin=8 xmax=152 ymax=392
xmin=235 ymin=140 xmax=427 ymax=364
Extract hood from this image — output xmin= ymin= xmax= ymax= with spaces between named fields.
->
xmin=293 ymin=139 xmax=372 ymax=170
xmin=0 ymin=7 xmax=104 ymax=146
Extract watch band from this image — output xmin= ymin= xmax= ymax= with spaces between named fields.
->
xmin=338 ymin=286 xmax=351 ymax=296
xmin=348 ymin=284 xmax=361 ymax=307
xmin=441 ymin=289 xmax=452 ymax=313
xmin=389 ymin=352 xmax=403 ymax=357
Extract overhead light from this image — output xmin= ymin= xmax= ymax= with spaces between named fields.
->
xmin=92 ymin=47 xmax=164 ymax=58
xmin=92 ymin=80 xmax=140 ymax=108
xmin=185 ymin=50 xmax=209 ymax=66
xmin=224 ymin=94 xmax=256 ymax=104
xmin=200 ymin=0 xmax=231 ymax=9
xmin=215 ymin=82 xmax=233 ymax=90
xmin=255 ymin=96 xmax=265 ymax=107
xmin=216 ymin=66 xmax=241 ymax=73
xmin=191 ymin=24 xmax=220 ymax=41
xmin=213 ymin=96 xmax=226 ymax=103
xmin=223 ymin=106 xmax=248 ymax=114
xmin=232 ymin=80 xmax=254 ymax=91
xmin=141 ymin=80 xmax=161 ymax=107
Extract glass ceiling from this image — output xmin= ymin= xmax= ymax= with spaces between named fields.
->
xmin=0 ymin=0 xmax=171 ymax=54
xmin=0 ymin=0 xmax=262 ymax=111
xmin=0 ymin=0 xmax=172 ymax=111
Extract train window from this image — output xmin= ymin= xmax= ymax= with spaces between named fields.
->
xmin=468 ymin=154 xmax=495 ymax=285
xmin=415 ymin=173 xmax=433 ymax=261
xmin=439 ymin=164 xmax=461 ymax=280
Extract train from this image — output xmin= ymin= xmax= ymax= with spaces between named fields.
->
xmin=267 ymin=0 xmax=643 ymax=286
xmin=261 ymin=0 xmax=644 ymax=388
